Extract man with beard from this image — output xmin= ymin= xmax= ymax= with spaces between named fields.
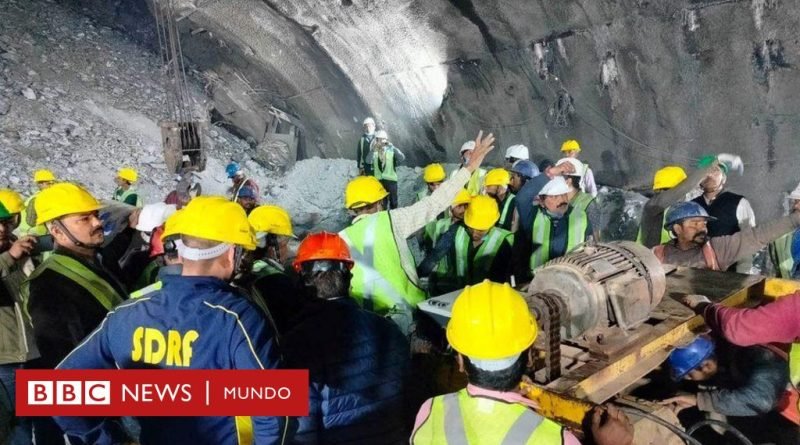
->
xmin=235 ymin=185 xmax=259 ymax=214
xmin=652 ymin=201 xmax=800 ymax=270
xmin=770 ymin=181 xmax=800 ymax=278
xmin=22 ymin=183 xmax=129 ymax=443
xmin=513 ymin=176 xmax=593 ymax=279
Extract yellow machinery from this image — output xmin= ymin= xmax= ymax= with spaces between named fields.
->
xmin=419 ymin=240 xmax=800 ymax=440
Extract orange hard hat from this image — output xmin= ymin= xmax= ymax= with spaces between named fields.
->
xmin=293 ymin=231 xmax=354 ymax=272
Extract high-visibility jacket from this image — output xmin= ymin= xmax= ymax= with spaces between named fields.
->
xmin=497 ymin=193 xmax=516 ymax=231
xmin=423 ymin=215 xmax=453 ymax=253
xmin=637 ymin=209 xmax=672 ymax=245
xmin=439 ymin=225 xmax=512 ymax=288
xmin=412 ymin=389 xmax=564 ymax=445
xmin=769 ymin=230 xmax=799 ymax=279
xmin=450 ymin=168 xmax=486 ymax=195
xmin=340 ymin=212 xmax=425 ymax=314
xmin=373 ymin=147 xmax=398 ymax=182
xmin=114 ymin=187 xmax=142 ymax=207
xmin=571 ymin=191 xmax=595 ymax=212
xmin=17 ymin=194 xmax=47 ymax=236
xmin=529 ymin=207 xmax=589 ymax=271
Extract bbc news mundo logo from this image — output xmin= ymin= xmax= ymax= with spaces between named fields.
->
xmin=17 ymin=370 xmax=308 ymax=417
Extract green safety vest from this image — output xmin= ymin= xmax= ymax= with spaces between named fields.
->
xmin=131 ymin=280 xmax=162 ymax=299
xmin=769 ymin=231 xmax=796 ymax=279
xmin=22 ymin=253 xmax=126 ymax=316
xmin=529 ymin=207 xmax=588 ymax=271
xmin=452 ymin=225 xmax=512 ymax=285
xmin=412 ymin=389 xmax=565 ymax=445
xmin=17 ymin=195 xmax=47 ymax=236
xmin=790 ymin=344 xmax=800 ymax=393
xmin=252 ymin=259 xmax=285 ymax=277
xmin=636 ymin=211 xmax=672 ymax=246
xmin=114 ymin=187 xmax=142 ymax=207
xmin=373 ymin=148 xmax=398 ymax=182
xmin=498 ymin=193 xmax=516 ymax=230
xmin=416 ymin=189 xmax=429 ymax=203
xmin=571 ymin=191 xmax=595 ymax=212
xmin=339 ymin=212 xmax=425 ymax=314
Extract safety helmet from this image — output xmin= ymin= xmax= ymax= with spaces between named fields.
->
xmin=374 ymin=130 xmax=388 ymax=140
xmin=0 ymin=189 xmax=25 ymax=214
xmin=33 ymin=169 xmax=57 ymax=183
xmin=344 ymin=176 xmax=389 ymax=210
xmin=539 ymin=176 xmax=571 ymax=196
xmin=423 ymin=164 xmax=446 ymax=183
xmin=117 ymin=168 xmax=138 ymax=183
xmin=161 ymin=196 xmax=257 ymax=250
xmin=789 ymin=181 xmax=800 ymax=201
xmin=505 ymin=144 xmax=530 ymax=161
xmin=668 ymin=336 xmax=715 ymax=381
xmin=460 ymin=141 xmax=476 ymax=153
xmin=35 ymin=183 xmax=102 ymax=225
xmin=484 ymin=168 xmax=511 ymax=187
xmin=653 ymin=166 xmax=687 ymax=191
xmin=663 ymin=201 xmax=716 ymax=230
xmin=248 ymin=205 xmax=295 ymax=238
xmin=560 ymin=139 xmax=581 ymax=153
xmin=452 ymin=189 xmax=472 ymax=207
xmin=135 ymin=203 xmax=177 ymax=233
xmin=226 ymin=162 xmax=242 ymax=179
xmin=293 ymin=231 xmax=354 ymax=272
xmin=0 ymin=203 xmax=11 ymax=220
xmin=447 ymin=280 xmax=538 ymax=360
xmin=464 ymin=195 xmax=500 ymax=231
xmin=363 ymin=117 xmax=375 ymax=125
xmin=236 ymin=186 xmax=257 ymax=200
xmin=511 ymin=160 xmax=539 ymax=179
xmin=697 ymin=155 xmax=728 ymax=175
xmin=556 ymin=157 xmax=586 ymax=178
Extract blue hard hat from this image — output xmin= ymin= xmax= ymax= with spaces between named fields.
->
xmin=663 ymin=201 xmax=716 ymax=230
xmin=236 ymin=186 xmax=257 ymax=199
xmin=226 ymin=162 xmax=241 ymax=179
xmin=668 ymin=336 xmax=715 ymax=381
xmin=511 ymin=160 xmax=539 ymax=179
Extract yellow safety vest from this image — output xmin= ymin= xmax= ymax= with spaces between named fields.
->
xmin=530 ymin=207 xmax=588 ymax=271
xmin=637 ymin=210 xmax=672 ymax=245
xmin=373 ymin=148 xmax=398 ymax=182
xmin=498 ymin=193 xmax=516 ymax=230
xmin=114 ymin=187 xmax=142 ymax=207
xmin=412 ymin=389 xmax=565 ymax=445
xmin=452 ymin=225 xmax=512 ymax=286
xmin=571 ymin=191 xmax=595 ymax=212
xmin=339 ymin=212 xmax=425 ymax=314
xmin=770 ymin=231 xmax=797 ymax=279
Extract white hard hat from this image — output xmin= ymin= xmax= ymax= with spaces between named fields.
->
xmin=460 ymin=140 xmax=476 ymax=153
xmin=556 ymin=157 xmax=586 ymax=178
xmin=363 ymin=117 xmax=375 ymax=125
xmin=790 ymin=182 xmax=800 ymax=200
xmin=374 ymin=130 xmax=388 ymax=139
xmin=539 ymin=176 xmax=571 ymax=196
xmin=505 ymin=144 xmax=530 ymax=160
xmin=135 ymin=203 xmax=177 ymax=232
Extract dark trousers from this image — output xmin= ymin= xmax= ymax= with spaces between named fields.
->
xmin=381 ymin=180 xmax=398 ymax=210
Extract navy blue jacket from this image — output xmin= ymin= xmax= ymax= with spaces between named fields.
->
xmin=55 ymin=275 xmax=295 ymax=445
xmin=282 ymin=297 xmax=410 ymax=445
xmin=515 ymin=174 xmax=550 ymax=235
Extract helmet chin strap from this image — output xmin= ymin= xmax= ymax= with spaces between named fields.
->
xmin=54 ymin=220 xmax=103 ymax=250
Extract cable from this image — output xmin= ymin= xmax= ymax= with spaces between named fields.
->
xmin=616 ymin=404 xmax=703 ymax=445
xmin=687 ymin=419 xmax=754 ymax=445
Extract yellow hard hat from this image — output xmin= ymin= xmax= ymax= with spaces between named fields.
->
xmin=248 ymin=205 xmax=295 ymax=237
xmin=344 ymin=176 xmax=389 ymax=210
xmin=422 ymin=163 xmax=446 ymax=183
xmin=484 ymin=168 xmax=511 ymax=187
xmin=452 ymin=189 xmax=472 ymax=207
xmin=447 ymin=280 xmax=538 ymax=360
xmin=33 ymin=169 xmax=56 ymax=183
xmin=0 ymin=189 xmax=25 ymax=214
xmin=464 ymin=195 xmax=500 ymax=231
xmin=161 ymin=196 xmax=257 ymax=250
xmin=560 ymin=139 xmax=581 ymax=153
xmin=653 ymin=166 xmax=687 ymax=191
xmin=117 ymin=167 xmax=138 ymax=183
xmin=34 ymin=183 xmax=102 ymax=225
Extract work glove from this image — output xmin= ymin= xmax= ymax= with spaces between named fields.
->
xmin=717 ymin=153 xmax=743 ymax=175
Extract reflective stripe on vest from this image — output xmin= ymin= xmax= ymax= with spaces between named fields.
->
xmin=412 ymin=389 xmax=564 ymax=445
xmin=23 ymin=254 xmax=125 ymax=315
xmin=529 ymin=208 xmax=588 ymax=271
xmin=571 ymin=191 xmax=594 ymax=212
xmin=252 ymin=260 xmax=285 ymax=277
xmin=131 ymin=280 xmax=163 ymax=299
xmin=340 ymin=212 xmax=425 ymax=314
xmin=454 ymin=226 xmax=511 ymax=283
xmin=498 ymin=193 xmax=515 ymax=229
xmin=373 ymin=148 xmax=398 ymax=181
xmin=117 ymin=187 xmax=142 ymax=207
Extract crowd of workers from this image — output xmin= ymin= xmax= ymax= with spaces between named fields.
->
xmin=0 ymin=118 xmax=797 ymax=445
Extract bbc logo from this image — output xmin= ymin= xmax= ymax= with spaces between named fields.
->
xmin=28 ymin=381 xmax=111 ymax=405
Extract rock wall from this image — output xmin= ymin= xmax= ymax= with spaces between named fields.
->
xmin=56 ymin=0 xmax=800 ymax=221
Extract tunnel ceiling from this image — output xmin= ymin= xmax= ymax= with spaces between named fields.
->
xmin=62 ymin=0 xmax=800 ymax=219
